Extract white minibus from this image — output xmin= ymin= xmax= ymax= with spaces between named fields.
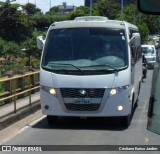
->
xmin=37 ymin=16 xmax=142 ymax=127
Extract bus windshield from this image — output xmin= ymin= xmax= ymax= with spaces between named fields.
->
xmin=42 ymin=28 xmax=128 ymax=75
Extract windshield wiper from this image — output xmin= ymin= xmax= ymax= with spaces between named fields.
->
xmin=82 ymin=64 xmax=118 ymax=73
xmin=48 ymin=62 xmax=83 ymax=73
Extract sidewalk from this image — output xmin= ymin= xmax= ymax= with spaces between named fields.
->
xmin=0 ymin=92 xmax=41 ymax=130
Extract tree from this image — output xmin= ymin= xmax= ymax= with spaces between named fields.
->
xmin=0 ymin=2 xmax=29 ymax=42
xmin=3 ymin=41 xmax=20 ymax=60
xmin=140 ymin=15 xmax=159 ymax=34
xmin=96 ymin=0 xmax=121 ymax=19
xmin=0 ymin=38 xmax=6 ymax=57
xmin=46 ymin=6 xmax=58 ymax=15
xmin=21 ymin=32 xmax=44 ymax=67
xmin=137 ymin=23 xmax=149 ymax=43
xmin=115 ymin=4 xmax=149 ymax=42
xmin=22 ymin=3 xmax=41 ymax=15
xmin=69 ymin=7 xmax=88 ymax=19
xmin=0 ymin=37 xmax=20 ymax=60
xmin=69 ymin=6 xmax=99 ymax=20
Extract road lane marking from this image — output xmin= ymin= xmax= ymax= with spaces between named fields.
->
xmin=20 ymin=115 xmax=46 ymax=133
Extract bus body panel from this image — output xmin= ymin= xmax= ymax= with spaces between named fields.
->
xmin=40 ymin=87 xmax=131 ymax=117
xmin=40 ymin=68 xmax=133 ymax=117
xmin=40 ymin=68 xmax=131 ymax=89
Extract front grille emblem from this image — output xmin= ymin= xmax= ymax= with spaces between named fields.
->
xmin=79 ymin=89 xmax=86 ymax=95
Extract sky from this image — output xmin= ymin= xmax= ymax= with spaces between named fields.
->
xmin=2 ymin=0 xmax=84 ymax=13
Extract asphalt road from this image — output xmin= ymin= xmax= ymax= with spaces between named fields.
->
xmin=1 ymin=70 xmax=160 ymax=154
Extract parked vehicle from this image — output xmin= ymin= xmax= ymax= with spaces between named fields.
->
xmin=141 ymin=44 xmax=157 ymax=69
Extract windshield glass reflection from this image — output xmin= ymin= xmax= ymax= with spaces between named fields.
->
xmin=42 ymin=28 xmax=128 ymax=75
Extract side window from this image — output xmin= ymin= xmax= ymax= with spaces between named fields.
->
xmin=130 ymin=45 xmax=142 ymax=65
xmin=137 ymin=46 xmax=142 ymax=60
xmin=130 ymin=46 xmax=136 ymax=65
xmin=129 ymin=29 xmax=141 ymax=65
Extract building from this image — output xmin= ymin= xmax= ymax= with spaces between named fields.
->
xmin=57 ymin=2 xmax=76 ymax=15
xmin=85 ymin=0 xmax=97 ymax=7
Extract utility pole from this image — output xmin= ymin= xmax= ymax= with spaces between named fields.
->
xmin=121 ymin=0 xmax=124 ymax=20
xmin=50 ymin=0 xmax=51 ymax=10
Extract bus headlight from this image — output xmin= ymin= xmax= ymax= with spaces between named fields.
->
xmin=49 ymin=89 xmax=56 ymax=95
xmin=109 ymin=85 xmax=129 ymax=96
xmin=110 ymin=89 xmax=117 ymax=96
xmin=41 ymin=86 xmax=57 ymax=96
xmin=117 ymin=105 xmax=123 ymax=111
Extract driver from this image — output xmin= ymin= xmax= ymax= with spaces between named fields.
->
xmin=106 ymin=40 xmax=124 ymax=59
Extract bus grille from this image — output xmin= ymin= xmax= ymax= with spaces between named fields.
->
xmin=60 ymin=88 xmax=105 ymax=98
xmin=65 ymin=103 xmax=100 ymax=111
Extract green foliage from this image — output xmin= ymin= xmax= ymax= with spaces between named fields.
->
xmin=31 ymin=13 xmax=68 ymax=31
xmin=0 ymin=2 xmax=29 ymax=42
xmin=96 ymin=0 xmax=121 ymax=19
xmin=22 ymin=3 xmax=41 ymax=15
xmin=0 ymin=60 xmax=27 ymax=77
xmin=46 ymin=6 xmax=58 ymax=15
xmin=68 ymin=5 xmax=100 ymax=20
xmin=0 ymin=38 xmax=21 ymax=58
xmin=0 ymin=37 xmax=5 ymax=56
xmin=140 ymin=15 xmax=159 ymax=34
xmin=21 ymin=31 xmax=44 ymax=58
xmin=4 ymin=41 xmax=20 ymax=58
xmin=137 ymin=23 xmax=149 ymax=43
xmin=115 ymin=4 xmax=150 ymax=43
xmin=0 ymin=0 xmax=159 ymax=78
xmin=69 ymin=6 xmax=88 ymax=20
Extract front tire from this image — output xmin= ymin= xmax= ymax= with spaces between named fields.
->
xmin=122 ymin=100 xmax=134 ymax=127
xmin=47 ymin=115 xmax=58 ymax=125
xmin=122 ymin=114 xmax=131 ymax=127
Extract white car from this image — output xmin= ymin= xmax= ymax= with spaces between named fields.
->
xmin=141 ymin=44 xmax=157 ymax=68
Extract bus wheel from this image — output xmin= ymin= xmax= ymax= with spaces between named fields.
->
xmin=135 ymin=100 xmax=138 ymax=108
xmin=47 ymin=115 xmax=58 ymax=125
xmin=122 ymin=114 xmax=131 ymax=127
xmin=135 ymin=84 xmax=141 ymax=108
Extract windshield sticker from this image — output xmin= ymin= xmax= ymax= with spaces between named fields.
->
xmin=122 ymin=36 xmax=125 ymax=40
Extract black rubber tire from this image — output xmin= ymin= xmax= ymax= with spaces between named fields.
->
xmin=135 ymin=100 xmax=138 ymax=108
xmin=47 ymin=115 xmax=58 ymax=125
xmin=122 ymin=114 xmax=131 ymax=127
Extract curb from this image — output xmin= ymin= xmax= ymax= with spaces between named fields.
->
xmin=0 ymin=100 xmax=41 ymax=131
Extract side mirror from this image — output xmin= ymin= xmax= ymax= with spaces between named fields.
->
xmin=129 ymin=33 xmax=141 ymax=46
xmin=37 ymin=36 xmax=45 ymax=50
xmin=137 ymin=0 xmax=160 ymax=15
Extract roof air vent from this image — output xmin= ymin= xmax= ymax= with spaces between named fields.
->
xmin=74 ymin=16 xmax=108 ymax=21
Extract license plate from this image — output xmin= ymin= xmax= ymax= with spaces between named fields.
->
xmin=74 ymin=98 xmax=91 ymax=104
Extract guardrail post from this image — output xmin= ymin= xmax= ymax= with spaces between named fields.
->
xmin=4 ymin=80 xmax=12 ymax=104
xmin=13 ymin=79 xmax=17 ymax=113
xmin=31 ymin=74 xmax=35 ymax=94
xmin=29 ymin=75 xmax=31 ymax=106
xmin=18 ymin=77 xmax=25 ymax=98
